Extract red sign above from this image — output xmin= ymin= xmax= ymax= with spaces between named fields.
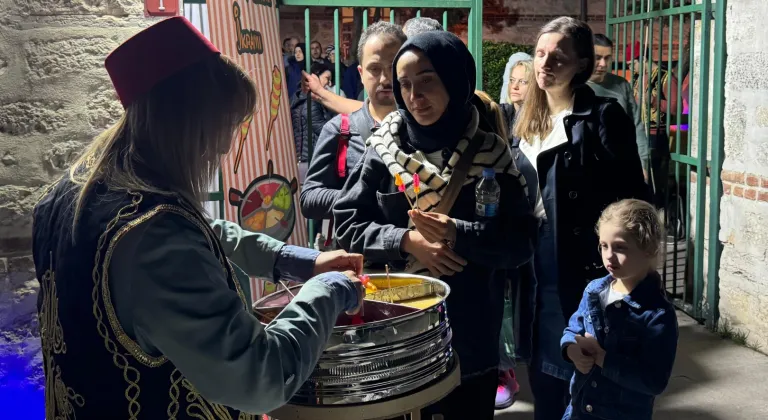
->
xmin=145 ymin=0 xmax=179 ymax=17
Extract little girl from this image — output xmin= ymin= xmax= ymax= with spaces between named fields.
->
xmin=560 ymin=199 xmax=679 ymax=420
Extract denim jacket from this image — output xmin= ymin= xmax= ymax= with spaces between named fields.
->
xmin=560 ymin=273 xmax=679 ymax=420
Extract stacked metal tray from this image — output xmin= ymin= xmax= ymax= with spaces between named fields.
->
xmin=253 ymin=273 xmax=454 ymax=405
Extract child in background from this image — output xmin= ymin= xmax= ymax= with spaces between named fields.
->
xmin=560 ymin=199 xmax=679 ymax=420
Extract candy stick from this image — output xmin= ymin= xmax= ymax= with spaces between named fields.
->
xmin=413 ymin=174 xmax=421 ymax=209
xmin=394 ymin=173 xmax=415 ymax=209
xmin=264 ymin=66 xmax=282 ymax=151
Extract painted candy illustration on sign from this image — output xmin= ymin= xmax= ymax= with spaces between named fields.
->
xmin=229 ymin=160 xmax=298 ymax=242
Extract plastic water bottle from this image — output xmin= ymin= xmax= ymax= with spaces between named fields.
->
xmin=475 ymin=168 xmax=501 ymax=218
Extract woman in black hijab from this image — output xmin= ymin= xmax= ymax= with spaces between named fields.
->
xmin=333 ymin=31 xmax=537 ymax=418
xmin=286 ymin=42 xmax=306 ymax=98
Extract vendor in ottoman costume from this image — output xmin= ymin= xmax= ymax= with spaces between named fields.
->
xmin=32 ymin=17 xmax=365 ymax=419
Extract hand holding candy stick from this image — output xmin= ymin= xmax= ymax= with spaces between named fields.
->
xmin=394 ymin=173 xmax=415 ymax=210
xmin=413 ymin=174 xmax=421 ymax=209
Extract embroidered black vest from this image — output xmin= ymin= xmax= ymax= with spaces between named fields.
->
xmin=33 ymin=177 xmax=258 ymax=420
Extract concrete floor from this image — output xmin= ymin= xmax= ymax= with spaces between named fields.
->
xmin=496 ymin=312 xmax=768 ymax=420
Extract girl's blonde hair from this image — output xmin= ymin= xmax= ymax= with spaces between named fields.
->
xmin=513 ymin=17 xmax=595 ymax=141
xmin=473 ymin=90 xmax=508 ymax=142
xmin=70 ymin=55 xmax=258 ymax=230
xmin=507 ymin=60 xmax=534 ymax=104
xmin=597 ymin=199 xmax=664 ymax=258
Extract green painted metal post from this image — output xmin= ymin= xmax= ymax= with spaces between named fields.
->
xmin=416 ymin=9 xmax=421 ymax=18
xmin=391 ymin=9 xmax=395 ymax=23
xmin=334 ymin=8 xmax=341 ymax=94
xmin=707 ymin=0 xmax=727 ymax=329
xmin=693 ymin=1 xmax=713 ymax=320
xmin=472 ymin=0 xmax=483 ymax=89
xmin=305 ymin=7 xmax=315 ymax=248
xmin=443 ymin=10 xmax=448 ymax=31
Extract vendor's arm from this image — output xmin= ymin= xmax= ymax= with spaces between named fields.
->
xmin=110 ymin=213 xmax=359 ymax=414
xmin=452 ymin=173 xmax=536 ymax=269
xmin=209 ymin=218 xmax=318 ymax=282
xmin=300 ymin=117 xmax=345 ymax=220
xmin=333 ymin=150 xmax=410 ymax=263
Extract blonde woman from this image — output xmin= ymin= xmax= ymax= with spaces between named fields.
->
xmin=509 ymin=17 xmax=649 ymax=419
xmin=32 ymin=17 xmax=364 ymax=419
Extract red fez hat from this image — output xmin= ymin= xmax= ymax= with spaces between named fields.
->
xmin=625 ymin=41 xmax=641 ymax=62
xmin=105 ymin=17 xmax=220 ymax=108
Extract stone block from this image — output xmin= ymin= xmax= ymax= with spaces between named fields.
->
xmin=10 ymin=0 xmax=144 ymax=17
xmin=725 ymin=53 xmax=768 ymax=92
xmin=0 ymin=100 xmax=67 ymax=135
xmin=0 ymin=184 xmax=46 ymax=240
xmin=43 ymin=139 xmax=86 ymax=172
xmin=24 ymin=36 xmax=119 ymax=80
xmin=87 ymin=83 xmax=123 ymax=130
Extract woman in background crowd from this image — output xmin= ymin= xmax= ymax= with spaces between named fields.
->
xmin=510 ymin=17 xmax=648 ymax=420
xmin=492 ymin=57 xmax=535 ymax=410
xmin=286 ymin=42 xmax=307 ymax=98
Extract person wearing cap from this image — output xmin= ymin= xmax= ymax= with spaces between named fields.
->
xmin=32 ymin=17 xmax=365 ymax=419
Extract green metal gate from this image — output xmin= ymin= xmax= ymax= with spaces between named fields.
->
xmin=279 ymin=0 xmax=484 ymax=247
xmin=605 ymin=0 xmax=727 ymax=327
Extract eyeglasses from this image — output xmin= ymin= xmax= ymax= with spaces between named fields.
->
xmin=509 ymin=78 xmax=529 ymax=87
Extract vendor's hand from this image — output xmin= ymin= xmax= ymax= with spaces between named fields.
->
xmin=302 ymin=70 xmax=322 ymax=94
xmin=408 ymin=210 xmax=457 ymax=244
xmin=342 ymin=270 xmax=366 ymax=315
xmin=576 ymin=333 xmax=606 ymax=368
xmin=566 ymin=342 xmax=595 ymax=374
xmin=402 ymin=231 xmax=467 ymax=277
xmin=314 ymin=250 xmax=364 ymax=276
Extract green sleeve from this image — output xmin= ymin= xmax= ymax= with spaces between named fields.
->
xmin=209 ymin=218 xmax=284 ymax=279
xmin=109 ymin=213 xmax=354 ymax=414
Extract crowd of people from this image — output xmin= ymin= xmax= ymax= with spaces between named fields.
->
xmin=33 ymin=14 xmax=681 ymax=420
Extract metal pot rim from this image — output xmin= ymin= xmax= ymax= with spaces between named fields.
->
xmin=252 ymin=273 xmax=451 ymax=330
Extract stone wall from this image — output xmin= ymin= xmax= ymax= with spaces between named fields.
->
xmin=715 ymin=0 xmax=768 ymax=351
xmin=0 ymin=0 xmax=157 ymax=399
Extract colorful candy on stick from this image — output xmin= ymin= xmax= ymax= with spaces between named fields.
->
xmin=394 ymin=173 xmax=415 ymax=209
xmin=264 ymin=65 xmax=282 ymax=151
xmin=413 ymin=174 xmax=421 ymax=209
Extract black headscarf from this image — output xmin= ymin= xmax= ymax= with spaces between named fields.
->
xmin=292 ymin=43 xmax=307 ymax=68
xmin=392 ymin=31 xmax=477 ymax=153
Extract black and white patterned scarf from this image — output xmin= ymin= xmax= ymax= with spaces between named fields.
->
xmin=367 ymin=107 xmax=528 ymax=275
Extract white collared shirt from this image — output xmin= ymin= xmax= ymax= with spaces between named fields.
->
xmin=519 ymin=109 xmax=572 ymax=220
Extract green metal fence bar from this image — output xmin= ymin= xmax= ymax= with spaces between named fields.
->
xmin=281 ymin=0 xmax=474 ymax=7
xmin=334 ymin=8 xmax=341 ymax=94
xmin=692 ymin=0 xmax=712 ymax=320
xmin=607 ymin=0 xmax=726 ymax=324
xmin=443 ymin=10 xmax=448 ymax=31
xmin=416 ymin=9 xmax=421 ymax=18
xmin=672 ymin=1 xmax=684 ymax=297
xmin=610 ymin=4 xmax=703 ymax=24
xmin=706 ymin=0 xmax=727 ymax=329
xmin=391 ymin=9 xmax=395 ymax=22
xmin=305 ymin=7 xmax=315 ymax=247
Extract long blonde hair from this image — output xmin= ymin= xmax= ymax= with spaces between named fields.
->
xmin=506 ymin=60 xmax=534 ymax=104
xmin=70 ymin=55 xmax=257 ymax=229
xmin=513 ymin=17 xmax=595 ymax=141
xmin=474 ymin=90 xmax=508 ymax=142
